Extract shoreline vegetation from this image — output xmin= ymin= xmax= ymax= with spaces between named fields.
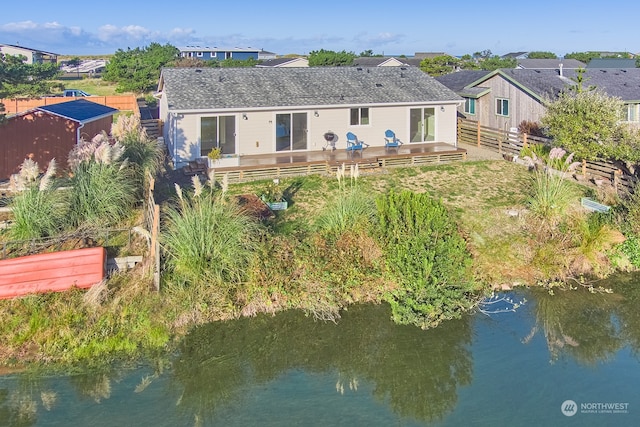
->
xmin=1 ymin=142 xmax=639 ymax=371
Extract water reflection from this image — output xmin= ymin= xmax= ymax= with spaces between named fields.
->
xmin=525 ymin=287 xmax=624 ymax=365
xmin=172 ymin=303 xmax=473 ymax=424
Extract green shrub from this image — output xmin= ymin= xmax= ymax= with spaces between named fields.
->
xmin=376 ymin=190 xmax=480 ymax=329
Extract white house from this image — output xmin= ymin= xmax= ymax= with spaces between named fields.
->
xmin=0 ymin=43 xmax=58 ymax=64
xmin=157 ymin=66 xmax=463 ymax=168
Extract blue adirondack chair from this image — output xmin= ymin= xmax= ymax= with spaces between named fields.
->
xmin=346 ymin=132 xmax=368 ymax=152
xmin=384 ymin=129 xmax=403 ymax=148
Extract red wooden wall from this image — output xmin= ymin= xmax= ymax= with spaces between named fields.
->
xmin=0 ymin=247 xmax=106 ymax=299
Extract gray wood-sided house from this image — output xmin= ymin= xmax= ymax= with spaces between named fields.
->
xmin=436 ymin=68 xmax=640 ymax=131
xmin=157 ymin=67 xmax=463 ymax=168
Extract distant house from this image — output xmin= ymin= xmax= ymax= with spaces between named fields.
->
xmin=352 ymin=57 xmax=407 ymax=67
xmin=502 ymin=52 xmax=529 ymax=59
xmin=178 ymin=46 xmax=262 ymax=61
xmin=0 ymin=99 xmax=118 ymax=180
xmin=436 ymin=68 xmax=640 ymax=130
xmin=516 ymin=59 xmax=585 ymax=70
xmin=0 ymin=43 xmax=58 ymax=64
xmin=157 ymin=67 xmax=463 ymax=169
xmin=257 ymin=57 xmax=309 ymax=68
xmin=587 ymin=58 xmax=637 ymax=68
xmin=258 ymin=50 xmax=277 ymax=60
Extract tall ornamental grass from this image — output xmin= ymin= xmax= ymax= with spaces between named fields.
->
xmin=162 ymin=176 xmax=262 ymax=287
xmin=524 ymin=147 xmax=581 ymax=221
xmin=315 ymin=164 xmax=375 ymax=240
xmin=9 ymin=159 xmax=66 ymax=240
xmin=66 ymin=136 xmax=137 ymax=228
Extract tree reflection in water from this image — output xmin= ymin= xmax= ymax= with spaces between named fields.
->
xmin=525 ymin=286 xmax=624 ymax=365
xmin=171 ymin=303 xmax=473 ymax=424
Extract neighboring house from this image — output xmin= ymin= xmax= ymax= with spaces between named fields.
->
xmin=516 ymin=59 xmax=585 ymax=70
xmin=436 ymin=68 xmax=640 ymax=130
xmin=0 ymin=99 xmax=118 ymax=180
xmin=502 ymin=52 xmax=529 ymax=59
xmin=258 ymin=50 xmax=277 ymax=60
xmin=257 ymin=57 xmax=309 ymax=68
xmin=352 ymin=57 xmax=407 ymax=67
xmin=157 ymin=67 xmax=463 ymax=168
xmin=178 ymin=46 xmax=261 ymax=61
xmin=587 ymin=58 xmax=637 ymax=68
xmin=0 ymin=43 xmax=58 ymax=64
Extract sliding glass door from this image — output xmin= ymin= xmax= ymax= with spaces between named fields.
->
xmin=275 ymin=112 xmax=307 ymax=151
xmin=409 ymin=108 xmax=435 ymax=143
xmin=201 ymin=116 xmax=236 ymax=156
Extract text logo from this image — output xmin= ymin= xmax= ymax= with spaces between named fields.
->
xmin=562 ymin=400 xmax=578 ymax=417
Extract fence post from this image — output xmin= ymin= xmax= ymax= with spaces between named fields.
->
xmin=151 ymin=204 xmax=160 ymax=291
xmin=476 ymin=121 xmax=481 ymax=147
xmin=582 ymin=159 xmax=587 ymax=178
xmin=523 ymin=133 xmax=528 ymax=150
xmin=614 ymin=169 xmax=622 ymax=194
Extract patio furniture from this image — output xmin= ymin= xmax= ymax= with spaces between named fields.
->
xmin=384 ymin=129 xmax=403 ymax=148
xmin=346 ymin=132 xmax=368 ymax=153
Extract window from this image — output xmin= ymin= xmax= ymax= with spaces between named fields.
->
xmin=200 ymin=116 xmax=236 ymax=157
xmin=350 ymin=107 xmax=370 ymax=125
xmin=464 ymin=98 xmax=476 ymax=115
xmin=496 ymin=98 xmax=509 ymax=116
xmin=275 ymin=113 xmax=308 ymax=151
xmin=625 ymin=104 xmax=639 ymax=122
xmin=196 ymin=52 xmax=203 ymax=57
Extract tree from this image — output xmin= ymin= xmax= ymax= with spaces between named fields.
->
xmin=569 ymin=68 xmax=595 ymax=93
xmin=478 ymin=55 xmax=516 ymax=71
xmin=102 ymin=43 xmax=179 ymax=93
xmin=564 ymin=51 xmax=601 ymax=63
xmin=0 ymin=53 xmax=61 ymax=123
xmin=528 ymin=51 xmax=558 ymax=59
xmin=541 ymin=90 xmax=624 ymax=160
xmin=308 ymin=49 xmax=356 ymax=66
xmin=419 ymin=55 xmax=461 ymax=76
xmin=359 ymin=49 xmax=382 ymax=57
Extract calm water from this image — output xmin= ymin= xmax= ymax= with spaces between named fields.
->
xmin=2 ymin=274 xmax=640 ymax=426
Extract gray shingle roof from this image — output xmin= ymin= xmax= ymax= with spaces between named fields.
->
xmin=257 ymin=58 xmax=303 ymax=67
xmin=438 ymin=68 xmax=640 ymax=103
xmin=160 ymin=67 xmax=462 ymax=111
xmin=517 ymin=59 xmax=585 ymax=69
xmin=587 ymin=58 xmax=637 ymax=69
xmin=434 ymin=70 xmax=492 ymax=92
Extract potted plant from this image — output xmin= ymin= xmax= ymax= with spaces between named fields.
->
xmin=207 ymin=147 xmax=222 ymax=166
xmin=260 ymin=178 xmax=288 ymax=210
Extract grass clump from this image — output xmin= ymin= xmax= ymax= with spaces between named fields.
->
xmin=162 ymin=175 xmax=262 ymax=288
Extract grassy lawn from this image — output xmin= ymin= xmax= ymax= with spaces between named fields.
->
xmin=52 ymin=77 xmax=131 ymax=97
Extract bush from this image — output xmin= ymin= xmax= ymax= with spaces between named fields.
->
xmin=376 ymin=190 xmax=480 ymax=329
xmin=162 ymin=179 xmax=262 ymax=287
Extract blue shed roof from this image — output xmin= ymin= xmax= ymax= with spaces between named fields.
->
xmin=37 ymin=99 xmax=118 ymax=123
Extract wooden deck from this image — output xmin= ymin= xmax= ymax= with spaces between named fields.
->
xmin=194 ymin=142 xmax=466 ymax=183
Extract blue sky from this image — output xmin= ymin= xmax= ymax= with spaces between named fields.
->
xmin=1 ymin=0 xmax=637 ymax=57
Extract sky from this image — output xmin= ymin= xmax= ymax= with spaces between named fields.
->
xmin=1 ymin=1 xmax=638 ymax=57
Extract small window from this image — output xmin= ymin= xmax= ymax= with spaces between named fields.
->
xmin=196 ymin=52 xmax=203 ymax=57
xmin=625 ymin=104 xmax=639 ymax=122
xmin=464 ymin=98 xmax=476 ymax=115
xmin=350 ymin=107 xmax=370 ymax=125
xmin=496 ymin=98 xmax=509 ymax=117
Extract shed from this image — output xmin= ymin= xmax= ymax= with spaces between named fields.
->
xmin=0 ymin=99 xmax=118 ymax=180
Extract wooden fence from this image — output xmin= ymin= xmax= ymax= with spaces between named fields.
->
xmin=1 ymin=95 xmax=137 ymax=114
xmin=457 ymin=118 xmax=639 ymax=194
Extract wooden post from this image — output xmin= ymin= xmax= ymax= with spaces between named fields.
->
xmin=477 ymin=121 xmax=481 ymax=147
xmin=582 ymin=159 xmax=587 ymax=178
xmin=151 ymin=204 xmax=160 ymax=291
xmin=522 ymin=133 xmax=528 ymax=150
xmin=614 ymin=169 xmax=622 ymax=193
